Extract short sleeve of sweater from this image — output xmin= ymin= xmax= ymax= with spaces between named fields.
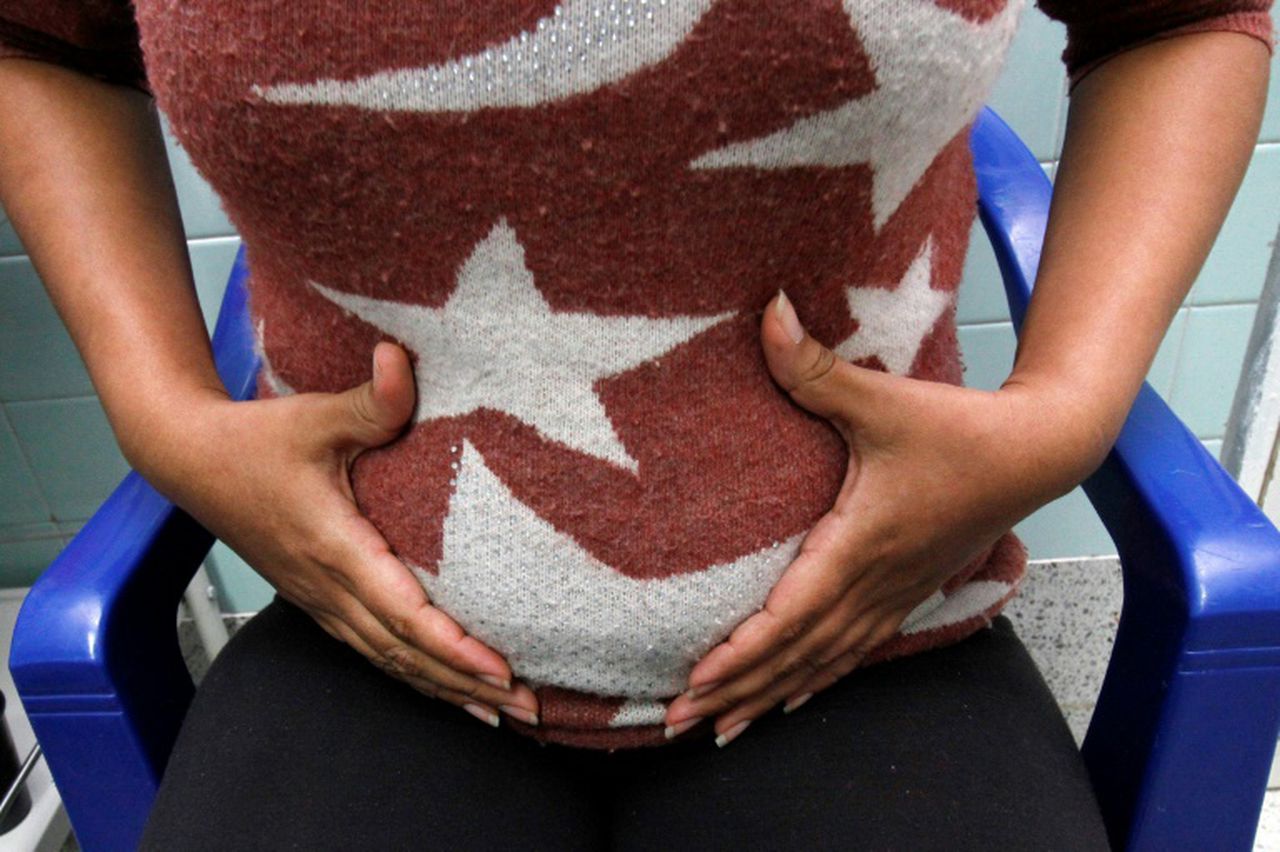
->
xmin=0 ymin=0 xmax=150 ymax=95
xmin=1034 ymin=0 xmax=1276 ymax=91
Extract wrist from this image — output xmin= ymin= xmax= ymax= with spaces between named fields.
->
xmin=114 ymin=383 xmax=234 ymax=487
xmin=994 ymin=372 xmax=1122 ymax=501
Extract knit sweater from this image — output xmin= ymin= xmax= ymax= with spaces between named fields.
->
xmin=2 ymin=0 xmax=1273 ymax=751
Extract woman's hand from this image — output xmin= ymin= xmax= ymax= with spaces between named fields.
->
xmin=130 ymin=340 xmax=540 ymax=729
xmin=662 ymin=289 xmax=1111 ymax=746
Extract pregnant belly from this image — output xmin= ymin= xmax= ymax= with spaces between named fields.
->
xmin=246 ymin=240 xmax=1019 ymax=746
xmin=410 ymin=438 xmax=808 ymax=700
xmin=270 ymin=298 xmax=857 ymax=741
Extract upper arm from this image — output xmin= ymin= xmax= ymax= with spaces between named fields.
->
xmin=1034 ymin=0 xmax=1275 ymax=91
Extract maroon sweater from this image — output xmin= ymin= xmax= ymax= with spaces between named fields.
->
xmin=2 ymin=0 xmax=1273 ymax=751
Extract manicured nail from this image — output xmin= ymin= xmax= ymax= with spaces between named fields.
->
xmin=478 ymin=673 xmax=511 ymax=691
xmin=783 ymin=692 xmax=813 ymax=714
xmin=715 ymin=719 xmax=751 ymax=748
xmin=684 ymin=680 xmax=720 ymax=700
xmin=664 ymin=716 xmax=703 ymax=740
xmin=500 ymin=704 xmax=539 ymax=726
xmin=775 ymin=289 xmax=805 ymax=344
xmin=463 ymin=703 xmax=500 ymax=727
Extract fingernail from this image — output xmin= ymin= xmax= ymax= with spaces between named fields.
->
xmin=783 ymin=692 xmax=813 ymax=714
xmin=775 ymin=289 xmax=805 ymax=344
xmin=684 ymin=680 xmax=720 ymax=701
xmin=371 ymin=346 xmax=381 ymax=381
xmin=664 ymin=716 xmax=703 ymax=740
xmin=500 ymin=704 xmax=539 ymax=726
xmin=478 ymin=673 xmax=511 ymax=691
xmin=463 ymin=703 xmax=500 ymax=727
xmin=715 ymin=719 xmax=751 ymax=748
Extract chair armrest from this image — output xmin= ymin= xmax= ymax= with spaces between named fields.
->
xmin=9 ymin=244 xmax=259 ymax=852
xmin=971 ymin=107 xmax=1280 ymax=852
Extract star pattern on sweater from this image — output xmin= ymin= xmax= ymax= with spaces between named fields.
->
xmin=308 ymin=216 xmax=734 ymax=473
xmin=688 ymin=0 xmax=1023 ymax=229
xmin=251 ymin=0 xmax=717 ymax=112
xmin=834 ymin=234 xmax=950 ymax=375
xmin=410 ymin=438 xmax=807 ymax=698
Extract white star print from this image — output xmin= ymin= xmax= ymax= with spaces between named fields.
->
xmin=688 ymin=0 xmax=1024 ymax=230
xmin=308 ymin=216 xmax=734 ymax=472
xmin=834 ymin=235 xmax=950 ymax=375
xmin=410 ymin=438 xmax=807 ymax=698
xmin=250 ymin=0 xmax=716 ymax=112
xmin=409 ymin=438 xmax=1000 ymax=708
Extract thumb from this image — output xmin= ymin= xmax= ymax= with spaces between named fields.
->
xmin=327 ymin=340 xmax=417 ymax=450
xmin=761 ymin=289 xmax=883 ymax=434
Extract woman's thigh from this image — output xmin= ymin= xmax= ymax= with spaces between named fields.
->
xmin=605 ymin=615 xmax=1112 ymax=852
xmin=139 ymin=595 xmax=610 ymax=852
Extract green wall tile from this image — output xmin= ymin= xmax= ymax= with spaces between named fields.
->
xmin=1188 ymin=145 xmax=1280 ymax=305
xmin=5 ymin=397 xmax=129 ymax=522
xmin=0 ymin=525 xmax=65 ymax=587
xmin=1016 ymin=485 xmax=1116 ymax=560
xmin=1168 ymin=303 xmax=1258 ymax=439
xmin=988 ymin=6 xmax=1068 ymax=161
xmin=0 ymin=257 xmax=95 ymax=402
xmin=1146 ymin=308 xmax=1189 ymax=399
xmin=0 ymin=414 xmax=50 ymax=526
xmin=957 ymin=322 xmax=1016 ymax=391
xmin=206 ymin=541 xmax=275 ymax=613
xmin=188 ymin=238 xmax=242 ymax=336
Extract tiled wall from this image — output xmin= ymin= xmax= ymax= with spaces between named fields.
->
xmin=2 ymin=9 xmax=1278 ymax=612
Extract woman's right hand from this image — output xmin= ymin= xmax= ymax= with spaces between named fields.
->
xmin=129 ymin=340 xmax=540 ymax=729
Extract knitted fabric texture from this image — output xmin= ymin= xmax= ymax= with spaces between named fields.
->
xmin=2 ymin=0 xmax=1273 ymax=751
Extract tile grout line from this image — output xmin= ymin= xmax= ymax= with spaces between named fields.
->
xmin=1160 ymin=306 xmax=1193 ymax=401
xmin=0 ymin=403 xmax=55 ymax=526
xmin=3 ymin=393 xmax=104 ymax=408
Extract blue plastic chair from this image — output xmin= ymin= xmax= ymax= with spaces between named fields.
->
xmin=10 ymin=107 xmax=1280 ymax=851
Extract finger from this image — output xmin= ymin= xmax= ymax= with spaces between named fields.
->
xmin=671 ymin=599 xmax=859 ymax=726
xmin=314 ymin=340 xmax=417 ymax=453
xmin=331 ymin=504 xmax=516 ymax=682
xmin=310 ymin=608 xmax=518 ymax=727
xmin=702 ymin=614 xmax=901 ymax=743
xmin=670 ymin=568 xmax=929 ymax=729
xmin=667 ymin=586 xmax=868 ymax=725
xmin=683 ymin=515 xmax=858 ymax=693
xmin=328 ymin=589 xmax=540 ymax=719
xmin=318 ymin=508 xmax=522 ymax=694
xmin=761 ymin=289 xmax=893 ymax=436
xmin=781 ymin=612 xmax=907 ymax=710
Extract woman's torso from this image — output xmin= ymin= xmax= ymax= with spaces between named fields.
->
xmin=133 ymin=0 xmax=1030 ymax=748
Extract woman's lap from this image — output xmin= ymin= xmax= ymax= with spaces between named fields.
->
xmin=140 ymin=595 xmax=1111 ymax=851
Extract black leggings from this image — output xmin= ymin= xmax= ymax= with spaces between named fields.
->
xmin=140 ymin=595 xmax=1112 ymax=851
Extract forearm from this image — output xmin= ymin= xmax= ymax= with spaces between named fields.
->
xmin=0 ymin=57 xmax=228 ymax=466
xmin=1002 ymin=30 xmax=1271 ymax=478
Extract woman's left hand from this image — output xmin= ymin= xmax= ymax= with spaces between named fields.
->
xmin=662 ymin=289 xmax=1111 ymax=746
